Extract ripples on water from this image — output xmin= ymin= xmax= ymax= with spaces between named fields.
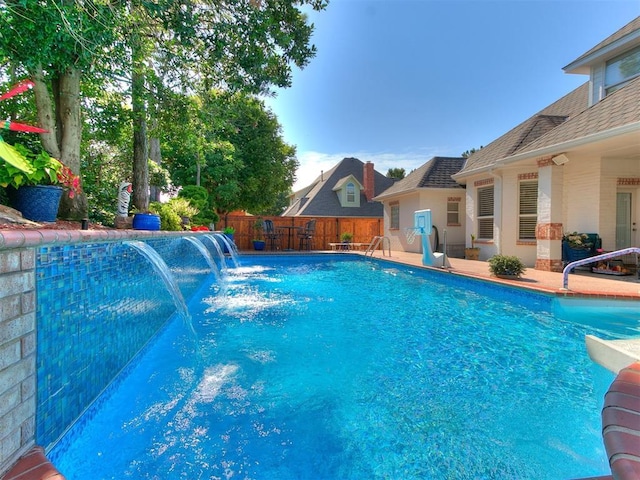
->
xmin=52 ymin=257 xmax=624 ymax=479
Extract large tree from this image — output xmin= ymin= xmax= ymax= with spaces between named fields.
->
xmin=0 ymin=1 xmax=123 ymax=219
xmin=161 ymin=90 xmax=296 ymax=217
xmin=0 ymin=0 xmax=328 ymax=216
xmin=125 ymin=0 xmax=327 ymax=211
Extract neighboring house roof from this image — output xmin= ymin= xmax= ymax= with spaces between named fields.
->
xmin=282 ymin=157 xmax=395 ymax=217
xmin=374 ymin=157 xmax=465 ymax=200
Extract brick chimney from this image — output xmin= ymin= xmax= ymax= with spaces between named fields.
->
xmin=363 ymin=161 xmax=375 ymax=202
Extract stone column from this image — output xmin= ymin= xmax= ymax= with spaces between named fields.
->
xmin=0 ymin=248 xmax=36 ymax=474
xmin=535 ymin=157 xmax=564 ymax=272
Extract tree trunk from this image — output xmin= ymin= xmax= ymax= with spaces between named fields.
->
xmin=149 ymin=124 xmax=162 ymax=202
xmin=132 ymin=66 xmax=149 ymax=211
xmin=56 ymin=68 xmax=87 ymax=220
xmin=33 ymin=66 xmax=61 ymax=159
xmin=33 ymin=65 xmax=87 ymax=220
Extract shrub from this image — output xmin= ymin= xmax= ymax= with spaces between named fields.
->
xmin=340 ymin=232 xmax=353 ymax=242
xmin=149 ymin=201 xmax=182 ymax=231
xmin=167 ymin=197 xmax=199 ymax=218
xmin=178 ymin=185 xmax=218 ymax=226
xmin=488 ymin=255 xmax=526 ymax=277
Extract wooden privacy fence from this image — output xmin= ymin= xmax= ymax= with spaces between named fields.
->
xmin=221 ymin=215 xmax=384 ymax=251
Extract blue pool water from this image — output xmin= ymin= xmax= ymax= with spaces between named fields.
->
xmin=49 ymin=255 xmax=632 ymax=479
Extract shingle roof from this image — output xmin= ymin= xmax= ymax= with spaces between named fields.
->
xmin=455 ymin=17 xmax=640 ymax=178
xmin=375 ymin=157 xmax=465 ymax=199
xmin=517 ymin=75 xmax=640 ymax=155
xmin=282 ymin=157 xmax=395 ymax=217
xmin=456 ymin=83 xmax=590 ymax=176
xmin=564 ymin=16 xmax=640 ymax=73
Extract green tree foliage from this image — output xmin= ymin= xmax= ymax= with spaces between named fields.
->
xmin=0 ymin=0 xmax=328 ymax=220
xmin=387 ymin=167 xmax=406 ymax=179
xmin=462 ymin=147 xmax=483 ymax=158
xmin=178 ymin=185 xmax=219 ymax=226
xmin=162 ymin=90 xmax=297 ymax=217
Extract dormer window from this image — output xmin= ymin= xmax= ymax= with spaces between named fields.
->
xmin=332 ymin=175 xmax=362 ymax=208
xmin=346 ymin=182 xmax=356 ymax=203
xmin=605 ymin=44 xmax=640 ymax=95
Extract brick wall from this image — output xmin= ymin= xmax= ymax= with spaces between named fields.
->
xmin=0 ymin=248 xmax=36 ymax=474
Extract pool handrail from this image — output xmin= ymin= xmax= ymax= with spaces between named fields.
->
xmin=562 ymin=247 xmax=640 ymax=289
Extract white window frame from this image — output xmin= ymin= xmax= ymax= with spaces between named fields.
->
xmin=605 ymin=44 xmax=640 ymax=95
xmin=346 ymin=182 xmax=356 ymax=203
xmin=477 ymin=186 xmax=494 ymax=240
xmin=447 ymin=201 xmax=460 ymax=226
xmin=390 ymin=202 xmax=400 ymax=230
xmin=518 ymin=180 xmax=538 ymax=240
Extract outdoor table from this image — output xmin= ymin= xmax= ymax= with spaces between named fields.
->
xmin=276 ymin=225 xmax=301 ymax=251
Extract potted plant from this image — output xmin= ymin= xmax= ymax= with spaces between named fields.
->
xmin=488 ymin=254 xmax=526 ymax=279
xmin=0 ymin=143 xmax=81 ymax=222
xmin=562 ymin=232 xmax=595 ymax=263
xmin=131 ymin=207 xmax=162 ymax=231
xmin=340 ymin=232 xmax=353 ymax=250
xmin=167 ymin=197 xmax=199 ymax=228
xmin=465 ymin=234 xmax=480 ymax=260
xmin=252 ymin=220 xmax=266 ymax=250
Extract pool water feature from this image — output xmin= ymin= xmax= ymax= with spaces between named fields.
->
xmin=47 ymin=254 xmax=630 ymax=479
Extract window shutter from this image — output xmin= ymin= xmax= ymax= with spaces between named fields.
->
xmin=478 ymin=187 xmax=493 ymax=216
xmin=519 ymin=182 xmax=537 ymax=215
xmin=519 ymin=181 xmax=538 ymax=239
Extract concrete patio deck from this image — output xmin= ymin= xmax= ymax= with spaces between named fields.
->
xmin=364 ymin=249 xmax=640 ymax=299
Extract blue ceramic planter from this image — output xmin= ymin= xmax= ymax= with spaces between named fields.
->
xmin=9 ymin=185 xmax=63 ymax=222
xmin=132 ymin=213 xmax=161 ymax=230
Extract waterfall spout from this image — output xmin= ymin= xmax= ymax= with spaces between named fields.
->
xmin=184 ymin=237 xmax=221 ymax=280
xmin=212 ymin=233 xmax=239 ymax=268
xmin=124 ymin=241 xmax=192 ymax=329
xmin=203 ymin=234 xmax=227 ymax=270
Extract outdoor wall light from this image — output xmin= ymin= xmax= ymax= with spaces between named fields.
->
xmin=552 ymin=153 xmax=569 ymax=165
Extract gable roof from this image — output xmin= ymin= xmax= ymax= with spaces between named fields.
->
xmin=454 ymin=83 xmax=590 ymax=177
xmin=455 ymin=17 xmax=640 ymax=180
xmin=564 ymin=16 xmax=640 ymax=74
xmin=375 ymin=157 xmax=465 ymax=200
xmin=282 ymin=157 xmax=395 ymax=217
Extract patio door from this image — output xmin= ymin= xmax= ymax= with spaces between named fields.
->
xmin=616 ymin=192 xmax=632 ymax=249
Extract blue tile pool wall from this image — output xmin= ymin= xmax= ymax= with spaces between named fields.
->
xmin=35 ymin=238 xmax=214 ymax=449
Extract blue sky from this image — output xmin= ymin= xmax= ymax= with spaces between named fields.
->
xmin=263 ymin=0 xmax=640 ymax=190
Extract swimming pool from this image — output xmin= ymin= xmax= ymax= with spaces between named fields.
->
xmin=49 ymin=254 xmax=630 ymax=479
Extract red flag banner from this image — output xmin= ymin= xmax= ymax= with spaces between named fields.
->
xmin=2 ymin=120 xmax=48 ymax=133
xmin=0 ymin=80 xmax=35 ymax=102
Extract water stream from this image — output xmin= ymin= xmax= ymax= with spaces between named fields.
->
xmin=211 ymin=232 xmax=240 ymax=268
xmin=183 ymin=236 xmax=221 ymax=280
xmin=202 ymin=234 xmax=227 ymax=270
xmin=124 ymin=240 xmax=192 ymax=329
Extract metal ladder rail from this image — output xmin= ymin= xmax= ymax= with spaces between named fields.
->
xmin=562 ymin=246 xmax=640 ymax=290
xmin=365 ymin=236 xmax=391 ymax=257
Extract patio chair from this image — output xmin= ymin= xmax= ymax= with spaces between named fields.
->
xmin=297 ymin=219 xmax=316 ymax=250
xmin=263 ymin=219 xmax=282 ymax=251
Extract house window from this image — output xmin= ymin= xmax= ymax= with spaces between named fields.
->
xmin=390 ymin=202 xmax=399 ymax=230
xmin=477 ymin=186 xmax=494 ymax=240
xmin=519 ymin=181 xmax=538 ymax=240
xmin=346 ymin=182 xmax=356 ymax=203
xmin=447 ymin=201 xmax=459 ymax=225
xmin=605 ymin=44 xmax=640 ymax=95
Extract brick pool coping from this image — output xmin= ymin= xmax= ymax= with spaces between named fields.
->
xmin=0 ymin=228 xmax=212 ymax=250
